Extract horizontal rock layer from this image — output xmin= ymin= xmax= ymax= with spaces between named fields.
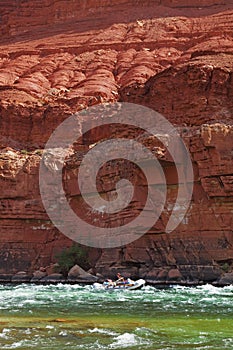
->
xmin=1 ymin=1 xmax=233 ymax=42
xmin=0 ymin=0 xmax=232 ymax=283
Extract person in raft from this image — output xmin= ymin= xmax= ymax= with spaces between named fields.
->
xmin=116 ymin=273 xmax=127 ymax=285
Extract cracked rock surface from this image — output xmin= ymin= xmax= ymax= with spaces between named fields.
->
xmin=0 ymin=0 xmax=233 ymax=283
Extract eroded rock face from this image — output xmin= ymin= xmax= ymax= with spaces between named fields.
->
xmin=0 ymin=0 xmax=231 ymax=42
xmin=0 ymin=0 xmax=233 ymax=283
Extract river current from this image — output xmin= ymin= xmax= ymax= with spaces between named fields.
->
xmin=0 ymin=284 xmax=232 ymax=349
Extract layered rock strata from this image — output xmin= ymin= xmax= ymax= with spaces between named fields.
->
xmin=0 ymin=0 xmax=233 ymax=284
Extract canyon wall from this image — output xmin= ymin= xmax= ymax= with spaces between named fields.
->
xmin=0 ymin=0 xmax=233 ymax=283
xmin=0 ymin=0 xmax=232 ymax=42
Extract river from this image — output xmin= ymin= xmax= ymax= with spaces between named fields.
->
xmin=0 ymin=284 xmax=232 ymax=349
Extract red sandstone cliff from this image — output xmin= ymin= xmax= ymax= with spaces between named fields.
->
xmin=0 ymin=0 xmax=233 ymax=283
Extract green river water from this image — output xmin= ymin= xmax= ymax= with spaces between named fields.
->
xmin=0 ymin=284 xmax=232 ymax=349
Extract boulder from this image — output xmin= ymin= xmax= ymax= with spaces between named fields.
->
xmin=156 ymin=269 xmax=168 ymax=281
xmin=200 ymin=266 xmax=222 ymax=282
xmin=167 ymin=268 xmax=182 ymax=282
xmin=41 ymin=273 xmax=65 ymax=283
xmin=33 ymin=270 xmax=47 ymax=278
xmin=31 ymin=270 xmax=47 ymax=282
xmin=218 ymin=272 xmax=233 ymax=286
xmin=39 ymin=267 xmax=46 ymax=272
xmin=145 ymin=268 xmax=168 ymax=284
xmin=12 ymin=271 xmax=32 ymax=283
xmin=67 ymin=265 xmax=98 ymax=283
xmin=45 ymin=263 xmax=59 ymax=275
xmin=0 ymin=274 xmax=13 ymax=283
xmin=96 ymin=273 xmax=104 ymax=282
xmin=144 ymin=268 xmax=160 ymax=282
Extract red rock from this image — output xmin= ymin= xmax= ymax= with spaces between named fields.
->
xmin=45 ymin=263 xmax=59 ymax=276
xmin=156 ymin=269 xmax=168 ymax=281
xmin=167 ymin=268 xmax=182 ymax=281
xmin=0 ymin=1 xmax=232 ymax=284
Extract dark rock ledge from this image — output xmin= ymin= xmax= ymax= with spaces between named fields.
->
xmin=0 ymin=267 xmax=232 ymax=287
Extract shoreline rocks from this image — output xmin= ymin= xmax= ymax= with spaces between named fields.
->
xmin=67 ymin=264 xmax=98 ymax=283
xmin=1 ymin=264 xmax=231 ymax=286
xmin=218 ymin=272 xmax=233 ymax=286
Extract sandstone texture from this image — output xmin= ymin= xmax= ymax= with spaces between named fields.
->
xmin=0 ymin=0 xmax=233 ymax=284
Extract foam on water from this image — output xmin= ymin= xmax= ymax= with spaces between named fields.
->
xmin=0 ymin=328 xmax=11 ymax=339
xmin=109 ymin=333 xmax=150 ymax=349
xmin=2 ymin=341 xmax=22 ymax=349
xmin=88 ymin=328 xmax=118 ymax=336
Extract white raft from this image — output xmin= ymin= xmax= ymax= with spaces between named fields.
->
xmin=93 ymin=279 xmax=145 ymax=291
